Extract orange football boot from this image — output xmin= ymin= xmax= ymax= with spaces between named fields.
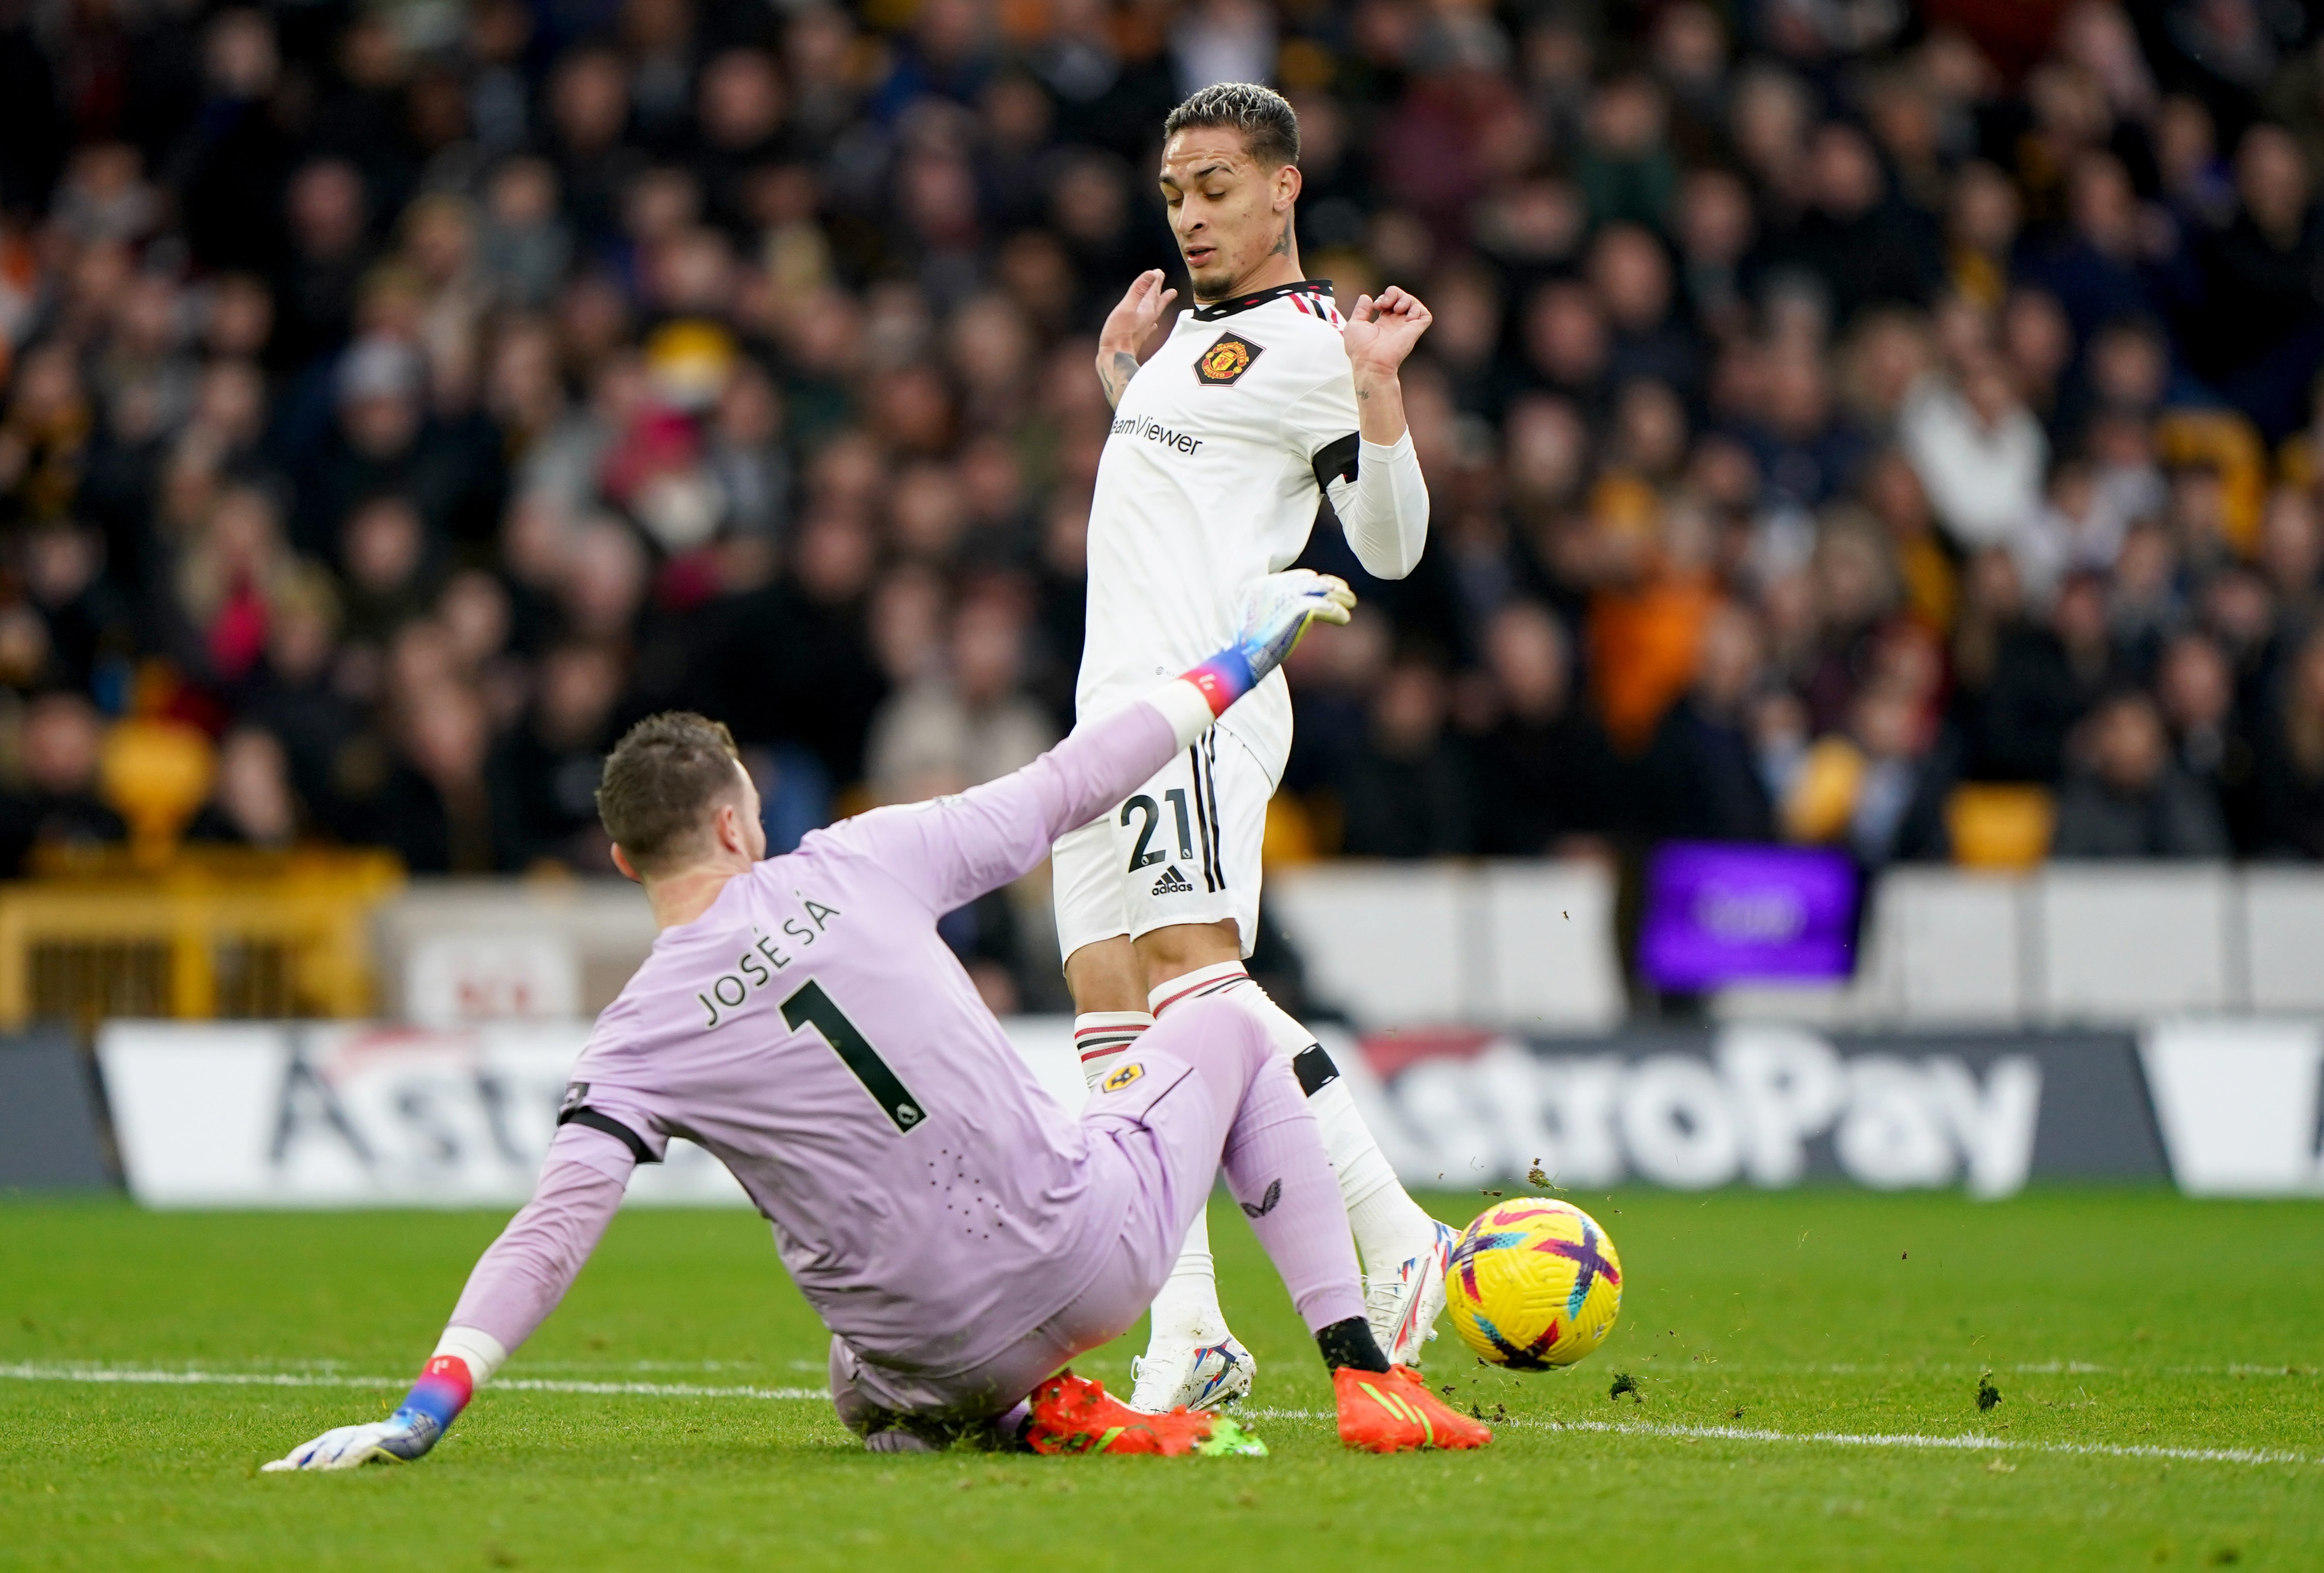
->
xmin=1334 ymin=1365 xmax=1494 ymax=1453
xmin=1024 ymin=1371 xmax=1268 ymax=1456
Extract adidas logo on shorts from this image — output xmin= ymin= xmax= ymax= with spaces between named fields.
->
xmin=1151 ymin=865 xmax=1195 ymax=896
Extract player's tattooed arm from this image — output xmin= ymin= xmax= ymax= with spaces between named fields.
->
xmin=1098 ymin=349 xmax=1140 ymax=409
xmin=1096 ymin=269 xmax=1179 ymax=408
xmin=1342 ymin=286 xmax=1434 ymax=443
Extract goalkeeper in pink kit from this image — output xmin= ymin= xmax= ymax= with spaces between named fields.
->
xmin=266 ymin=571 xmax=1487 ymax=1465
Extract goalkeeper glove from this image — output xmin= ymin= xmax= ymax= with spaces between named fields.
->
xmin=262 ymin=1354 xmax=474 ymax=1472
xmin=1180 ymin=569 xmax=1356 ymax=717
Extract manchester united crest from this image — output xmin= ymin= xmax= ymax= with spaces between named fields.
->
xmin=1195 ymin=332 xmax=1263 ymax=386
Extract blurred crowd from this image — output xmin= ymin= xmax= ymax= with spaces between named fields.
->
xmin=9 ymin=0 xmax=2324 ymax=996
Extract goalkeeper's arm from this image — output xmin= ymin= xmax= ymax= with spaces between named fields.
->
xmin=264 ymin=1129 xmax=632 ymax=1471
xmin=812 ymin=569 xmax=1355 ymax=914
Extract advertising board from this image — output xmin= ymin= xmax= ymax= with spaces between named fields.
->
xmin=92 ymin=1016 xmax=2321 ymax=1204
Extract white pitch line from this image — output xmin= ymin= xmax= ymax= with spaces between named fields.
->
xmin=1500 ymin=1360 xmax=2317 ymax=1378
xmin=1244 ymin=1407 xmax=2315 ymax=1468
xmin=8 ymin=1366 xmax=2312 ymax=1468
xmin=0 ymin=1364 xmax=823 ymax=1402
xmin=1527 ymin=1417 xmax=2316 ymax=1468
xmin=495 ymin=1378 xmax=824 ymax=1401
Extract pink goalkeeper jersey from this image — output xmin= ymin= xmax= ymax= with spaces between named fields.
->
xmin=535 ymin=700 xmax=1184 ymax=1379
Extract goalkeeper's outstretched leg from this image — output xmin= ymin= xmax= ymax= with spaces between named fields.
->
xmin=825 ymin=997 xmax=1487 ymax=1457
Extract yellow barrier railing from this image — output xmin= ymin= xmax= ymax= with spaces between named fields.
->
xmin=0 ymin=849 xmax=405 ymax=1032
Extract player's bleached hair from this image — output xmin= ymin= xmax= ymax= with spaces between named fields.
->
xmin=596 ymin=711 xmax=745 ymax=873
xmin=1163 ymin=82 xmax=1300 ymax=167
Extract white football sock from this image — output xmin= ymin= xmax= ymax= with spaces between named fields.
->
xmin=1149 ymin=963 xmax=1439 ymax=1275
xmin=1073 ymin=1011 xmax=1151 ymax=1090
xmin=1327 ymin=1081 xmax=1440 ymax=1270
xmin=1144 ymin=1204 xmax=1227 ymax=1347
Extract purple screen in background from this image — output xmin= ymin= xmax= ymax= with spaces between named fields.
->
xmin=1638 ymin=842 xmax=1859 ymax=991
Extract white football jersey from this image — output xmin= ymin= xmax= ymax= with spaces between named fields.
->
xmin=1079 ymin=279 xmax=1360 ymax=778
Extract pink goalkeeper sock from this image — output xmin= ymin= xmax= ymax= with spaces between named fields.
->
xmin=1159 ymin=999 xmax=1366 ymax=1335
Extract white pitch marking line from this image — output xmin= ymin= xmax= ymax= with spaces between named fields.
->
xmin=1517 ymin=1360 xmax=2316 ymax=1378
xmin=1242 ymin=1408 xmax=2315 ymax=1468
xmin=9 ymin=1366 xmax=2313 ymax=1468
xmin=1528 ymin=1417 xmax=2316 ymax=1468
xmin=0 ymin=1364 xmax=823 ymax=1402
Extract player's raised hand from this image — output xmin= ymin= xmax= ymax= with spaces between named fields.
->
xmin=1236 ymin=569 xmax=1357 ymax=683
xmin=1344 ymin=286 xmax=1433 ymax=378
xmin=1099 ymin=270 xmax=1179 ymax=355
xmin=262 ymin=1408 xmax=443 ymax=1472
xmin=1096 ymin=270 xmax=1179 ymax=407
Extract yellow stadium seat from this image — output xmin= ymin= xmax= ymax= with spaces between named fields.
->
xmin=1945 ymin=783 xmax=2056 ymax=870
xmin=2154 ymin=408 xmax=2266 ymax=555
xmin=1781 ymin=736 xmax=1866 ymax=844
xmin=98 ymin=718 xmax=215 ymax=863
xmin=1263 ymin=792 xmax=1321 ymax=867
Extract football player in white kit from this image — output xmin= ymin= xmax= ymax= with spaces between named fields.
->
xmin=1052 ymin=81 xmax=1454 ymax=1411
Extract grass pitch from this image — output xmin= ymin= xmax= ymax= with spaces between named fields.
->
xmin=3 ymin=1188 xmax=2319 ymax=1571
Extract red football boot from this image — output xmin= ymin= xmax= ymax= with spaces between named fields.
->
xmin=1024 ymin=1371 xmax=1267 ymax=1456
xmin=1334 ymin=1365 xmax=1494 ymax=1453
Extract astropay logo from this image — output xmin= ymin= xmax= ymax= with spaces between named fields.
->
xmin=1376 ymin=1026 xmax=2043 ymax=1198
xmin=2140 ymin=1020 xmax=2324 ymax=1196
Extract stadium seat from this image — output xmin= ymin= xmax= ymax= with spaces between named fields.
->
xmin=1943 ymin=783 xmax=2055 ymax=870
xmin=2152 ymin=408 xmax=2266 ymax=552
xmin=1260 ymin=792 xmax=1323 ymax=866
xmin=1780 ymin=737 xmax=1865 ymax=844
xmin=98 ymin=719 xmax=216 ymax=862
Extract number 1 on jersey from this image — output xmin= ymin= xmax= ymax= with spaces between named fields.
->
xmin=1163 ymin=788 xmax=1195 ymax=859
xmin=781 ymin=980 xmax=927 ymax=1133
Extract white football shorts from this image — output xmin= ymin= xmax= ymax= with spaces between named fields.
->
xmin=1052 ymin=727 xmax=1272 ymax=963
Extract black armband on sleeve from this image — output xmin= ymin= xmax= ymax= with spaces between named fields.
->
xmin=1293 ymin=1043 xmax=1341 ymax=1097
xmin=557 ymin=1106 xmax=660 ymax=1165
xmin=1310 ymin=432 xmax=1361 ymax=491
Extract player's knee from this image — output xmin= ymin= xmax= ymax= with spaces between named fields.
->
xmin=1163 ymin=995 xmax=1270 ymax=1077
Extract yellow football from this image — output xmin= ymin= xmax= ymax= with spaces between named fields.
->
xmin=1444 ymin=1198 xmax=1624 ymax=1369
